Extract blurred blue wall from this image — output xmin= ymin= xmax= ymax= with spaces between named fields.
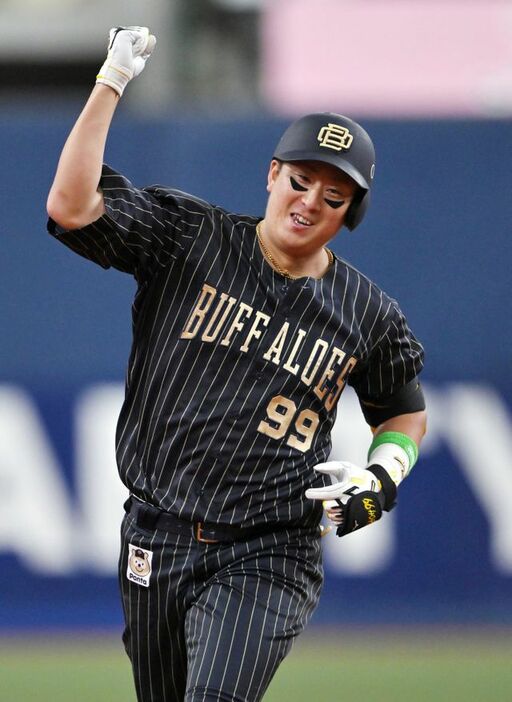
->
xmin=1 ymin=111 xmax=511 ymax=630
xmin=3 ymin=113 xmax=511 ymax=385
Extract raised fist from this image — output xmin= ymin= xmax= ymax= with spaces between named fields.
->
xmin=96 ymin=26 xmax=156 ymax=97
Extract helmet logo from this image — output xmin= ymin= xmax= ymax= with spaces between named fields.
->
xmin=317 ymin=123 xmax=354 ymax=151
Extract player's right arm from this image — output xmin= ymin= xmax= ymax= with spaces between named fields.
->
xmin=47 ymin=27 xmax=156 ymax=230
xmin=47 ymin=84 xmax=117 ymax=229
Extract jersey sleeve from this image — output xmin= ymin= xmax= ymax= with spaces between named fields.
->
xmin=47 ymin=164 xmax=207 ymax=280
xmin=348 ymin=298 xmax=425 ymax=420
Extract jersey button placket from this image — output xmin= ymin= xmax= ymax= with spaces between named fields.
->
xmin=279 ymin=278 xmax=296 ymax=317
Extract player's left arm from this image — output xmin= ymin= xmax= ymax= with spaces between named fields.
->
xmin=305 ymin=380 xmax=427 ymax=536
xmin=374 ymin=407 xmax=427 ymax=447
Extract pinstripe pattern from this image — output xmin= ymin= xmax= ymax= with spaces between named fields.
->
xmin=120 ymin=511 xmax=322 ymax=702
xmin=48 ymin=164 xmax=424 ymax=529
xmin=48 ymin=163 xmax=423 ymax=701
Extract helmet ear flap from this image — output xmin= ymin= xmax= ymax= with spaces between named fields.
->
xmin=345 ymin=189 xmax=371 ymax=231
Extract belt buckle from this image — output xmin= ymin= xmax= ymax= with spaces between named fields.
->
xmin=319 ymin=524 xmax=333 ymax=537
xmin=195 ymin=522 xmax=219 ymax=544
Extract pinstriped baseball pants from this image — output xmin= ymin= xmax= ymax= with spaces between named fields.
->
xmin=119 ymin=512 xmax=323 ymax=702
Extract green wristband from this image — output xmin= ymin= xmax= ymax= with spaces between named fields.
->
xmin=368 ymin=431 xmax=419 ymax=469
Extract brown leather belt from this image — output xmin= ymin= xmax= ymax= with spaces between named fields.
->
xmin=124 ymin=495 xmax=293 ymax=544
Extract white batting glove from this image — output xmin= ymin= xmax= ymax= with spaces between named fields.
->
xmin=305 ymin=461 xmax=381 ymax=506
xmin=96 ymin=26 xmax=156 ymax=97
xmin=305 ymin=461 xmax=395 ymax=536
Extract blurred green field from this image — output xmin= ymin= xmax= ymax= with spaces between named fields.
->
xmin=1 ymin=628 xmax=511 ymax=702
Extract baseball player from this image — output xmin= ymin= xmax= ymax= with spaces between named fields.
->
xmin=46 ymin=27 xmax=427 ymax=702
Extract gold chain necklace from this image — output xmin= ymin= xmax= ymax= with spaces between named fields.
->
xmin=256 ymin=222 xmax=333 ymax=280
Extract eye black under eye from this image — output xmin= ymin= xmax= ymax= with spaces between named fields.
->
xmin=290 ymin=176 xmax=345 ymax=209
xmin=289 ymin=175 xmax=308 ymax=192
xmin=324 ymin=198 xmax=345 ymax=209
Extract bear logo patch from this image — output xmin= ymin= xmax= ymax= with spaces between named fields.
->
xmin=127 ymin=544 xmax=153 ymax=587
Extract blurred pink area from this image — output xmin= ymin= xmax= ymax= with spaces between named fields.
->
xmin=261 ymin=0 xmax=512 ymax=117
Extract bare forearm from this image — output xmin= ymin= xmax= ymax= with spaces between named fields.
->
xmin=374 ymin=410 xmax=427 ymax=447
xmin=309 ymin=408 xmax=428 ymax=533
xmin=47 ymin=84 xmax=119 ymax=229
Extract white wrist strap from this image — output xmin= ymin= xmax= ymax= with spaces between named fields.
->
xmin=367 ymin=443 xmax=411 ymax=487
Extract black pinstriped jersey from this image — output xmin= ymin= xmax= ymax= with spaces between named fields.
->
xmin=48 ymin=165 xmax=424 ymax=528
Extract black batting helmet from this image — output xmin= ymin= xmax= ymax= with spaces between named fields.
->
xmin=273 ymin=112 xmax=376 ymax=230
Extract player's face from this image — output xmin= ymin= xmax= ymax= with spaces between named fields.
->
xmin=264 ymin=160 xmax=357 ymax=256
